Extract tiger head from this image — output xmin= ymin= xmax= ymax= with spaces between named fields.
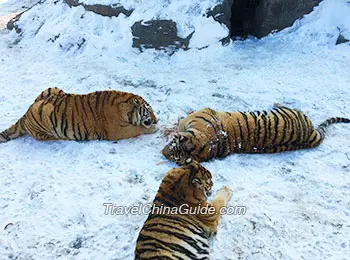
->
xmin=183 ymin=162 xmax=213 ymax=204
xmin=126 ymin=95 xmax=158 ymax=132
xmin=160 ymin=161 xmax=213 ymax=205
xmin=161 ymin=132 xmax=196 ymax=165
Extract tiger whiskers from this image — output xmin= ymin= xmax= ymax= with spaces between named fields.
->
xmin=156 ymin=160 xmax=169 ymax=165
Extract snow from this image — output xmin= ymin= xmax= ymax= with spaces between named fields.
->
xmin=0 ymin=0 xmax=350 ymax=259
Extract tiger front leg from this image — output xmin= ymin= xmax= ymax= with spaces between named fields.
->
xmin=28 ymin=128 xmax=60 ymax=141
xmin=32 ymin=132 xmax=60 ymax=141
xmin=205 ymin=186 xmax=232 ymax=233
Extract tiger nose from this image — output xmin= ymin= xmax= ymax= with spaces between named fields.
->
xmin=206 ymin=190 xmax=212 ymax=197
xmin=144 ymin=119 xmax=152 ymax=126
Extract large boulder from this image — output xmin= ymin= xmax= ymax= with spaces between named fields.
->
xmin=252 ymin=0 xmax=321 ymax=38
xmin=208 ymin=0 xmax=321 ymax=38
xmin=231 ymin=0 xmax=321 ymax=38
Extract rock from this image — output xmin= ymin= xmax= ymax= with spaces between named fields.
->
xmin=7 ymin=13 xmax=22 ymax=33
xmin=206 ymin=0 xmax=234 ymax=45
xmin=207 ymin=0 xmax=234 ymax=32
xmin=230 ymin=0 xmax=262 ymax=37
xmin=71 ymin=237 xmax=83 ymax=249
xmin=131 ymin=20 xmax=194 ymax=53
xmin=208 ymin=0 xmax=321 ymax=39
xmin=252 ymin=0 xmax=321 ymax=38
xmin=336 ymin=33 xmax=350 ymax=45
xmin=7 ymin=0 xmax=47 ymax=34
xmin=64 ymin=0 xmax=133 ymax=17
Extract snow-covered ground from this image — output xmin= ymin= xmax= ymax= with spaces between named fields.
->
xmin=0 ymin=0 xmax=350 ymax=259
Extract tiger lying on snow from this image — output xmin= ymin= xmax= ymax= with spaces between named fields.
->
xmin=135 ymin=161 xmax=231 ymax=260
xmin=162 ymin=105 xmax=349 ymax=164
xmin=0 ymin=87 xmax=158 ymax=142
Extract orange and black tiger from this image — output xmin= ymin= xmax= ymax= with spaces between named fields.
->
xmin=161 ymin=105 xmax=350 ymax=164
xmin=135 ymin=161 xmax=231 ymax=260
xmin=0 ymin=87 xmax=157 ymax=142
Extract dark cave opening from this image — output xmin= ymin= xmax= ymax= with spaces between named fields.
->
xmin=230 ymin=0 xmax=261 ymax=38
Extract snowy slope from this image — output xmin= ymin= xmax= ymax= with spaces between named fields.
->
xmin=0 ymin=0 xmax=350 ymax=259
xmin=9 ymin=0 xmax=227 ymax=51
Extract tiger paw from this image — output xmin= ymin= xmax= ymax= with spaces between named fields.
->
xmin=217 ymin=186 xmax=232 ymax=201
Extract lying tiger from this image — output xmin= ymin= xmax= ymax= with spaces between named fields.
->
xmin=162 ymin=105 xmax=350 ymax=164
xmin=135 ymin=161 xmax=231 ymax=260
xmin=0 ymin=87 xmax=158 ymax=142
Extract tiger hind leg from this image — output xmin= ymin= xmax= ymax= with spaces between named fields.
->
xmin=257 ymin=135 xmax=321 ymax=153
xmin=305 ymin=130 xmax=323 ymax=149
xmin=0 ymin=115 xmax=28 ymax=143
xmin=34 ymin=87 xmax=65 ymax=102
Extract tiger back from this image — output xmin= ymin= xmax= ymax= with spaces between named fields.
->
xmin=161 ymin=105 xmax=350 ymax=164
xmin=135 ymin=162 xmax=231 ymax=260
xmin=0 ymin=88 xmax=158 ymax=142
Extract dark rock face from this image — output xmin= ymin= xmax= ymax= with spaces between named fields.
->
xmin=252 ymin=0 xmax=321 ymax=38
xmin=64 ymin=0 xmax=133 ymax=17
xmin=206 ymin=0 xmax=234 ymax=45
xmin=209 ymin=0 xmax=321 ymax=39
xmin=207 ymin=0 xmax=234 ymax=32
xmin=131 ymin=20 xmax=194 ymax=52
xmin=230 ymin=0 xmax=262 ymax=37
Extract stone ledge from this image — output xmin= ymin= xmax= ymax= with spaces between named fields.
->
xmin=64 ymin=0 xmax=133 ymax=17
xmin=131 ymin=20 xmax=194 ymax=53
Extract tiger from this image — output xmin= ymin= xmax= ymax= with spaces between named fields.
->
xmin=161 ymin=105 xmax=350 ymax=164
xmin=0 ymin=87 xmax=158 ymax=142
xmin=135 ymin=161 xmax=231 ymax=260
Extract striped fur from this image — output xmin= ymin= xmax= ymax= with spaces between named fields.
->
xmin=0 ymin=88 xmax=157 ymax=142
xmin=135 ymin=162 xmax=231 ymax=260
xmin=161 ymin=105 xmax=350 ymax=164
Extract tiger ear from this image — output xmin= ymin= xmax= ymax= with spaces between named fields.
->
xmin=133 ymin=98 xmax=139 ymax=105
